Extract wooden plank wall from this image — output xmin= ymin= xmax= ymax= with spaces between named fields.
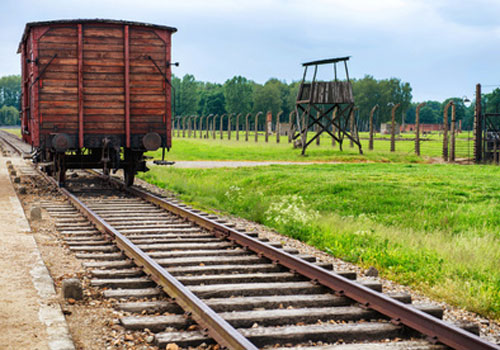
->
xmin=129 ymin=27 xmax=166 ymax=134
xmin=37 ymin=23 xmax=169 ymax=142
xmin=83 ymin=24 xmax=125 ymax=134
xmin=38 ymin=26 xmax=79 ymax=133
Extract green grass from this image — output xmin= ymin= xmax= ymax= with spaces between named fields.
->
xmin=139 ymin=162 xmax=500 ymax=319
xmin=154 ymin=130 xmax=474 ymax=162
xmin=0 ymin=127 xmax=21 ymax=137
xmin=151 ymin=135 xmax=424 ymax=163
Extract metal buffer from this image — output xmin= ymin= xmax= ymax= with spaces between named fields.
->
xmin=293 ymin=57 xmax=362 ymax=155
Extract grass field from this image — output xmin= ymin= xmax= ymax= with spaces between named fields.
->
xmin=141 ymin=148 xmax=500 ymax=319
xmin=152 ymin=130 xmax=474 ymax=162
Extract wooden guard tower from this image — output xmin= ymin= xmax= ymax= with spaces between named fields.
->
xmin=293 ymin=57 xmax=362 ymax=155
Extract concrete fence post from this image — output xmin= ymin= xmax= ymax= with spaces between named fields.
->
xmin=369 ymin=105 xmax=378 ymax=150
xmin=265 ymin=111 xmax=271 ymax=143
xmin=276 ymin=111 xmax=283 ymax=143
xmin=450 ymin=103 xmax=456 ymax=162
xmin=212 ymin=114 xmax=218 ymax=139
xmin=228 ymin=113 xmax=233 ymax=140
xmin=255 ymin=112 xmax=263 ymax=142
xmin=192 ymin=116 xmax=198 ymax=138
xmin=443 ymin=101 xmax=454 ymax=161
xmin=390 ymin=103 xmax=401 ymax=152
xmin=182 ymin=116 xmax=187 ymax=138
xmin=176 ymin=116 xmax=181 ymax=137
xmin=199 ymin=115 xmax=205 ymax=138
xmin=245 ymin=113 xmax=251 ymax=142
xmin=206 ymin=114 xmax=213 ymax=139
xmin=220 ymin=114 xmax=226 ymax=140
xmin=236 ymin=113 xmax=242 ymax=141
xmin=415 ymin=102 xmax=426 ymax=156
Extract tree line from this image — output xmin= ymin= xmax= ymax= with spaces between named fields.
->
xmin=173 ymin=73 xmax=500 ymax=131
xmin=2 ymin=72 xmax=500 ymax=131
xmin=0 ymin=75 xmax=21 ymax=125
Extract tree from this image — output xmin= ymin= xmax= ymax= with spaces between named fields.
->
xmin=252 ymin=80 xmax=282 ymax=115
xmin=223 ymin=76 xmax=253 ymax=114
xmin=174 ymin=74 xmax=199 ymax=116
xmin=199 ymin=82 xmax=226 ymax=116
xmin=0 ymin=75 xmax=21 ymax=109
xmin=0 ymin=105 xmax=19 ymax=125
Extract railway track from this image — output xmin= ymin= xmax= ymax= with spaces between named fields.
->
xmin=1 ymin=130 xmax=499 ymax=350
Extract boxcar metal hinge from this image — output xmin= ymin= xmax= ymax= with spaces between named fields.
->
xmin=31 ymin=54 xmax=58 ymax=87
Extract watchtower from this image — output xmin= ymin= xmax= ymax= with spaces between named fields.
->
xmin=293 ymin=57 xmax=362 ymax=155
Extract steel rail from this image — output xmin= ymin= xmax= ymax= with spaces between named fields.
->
xmin=40 ymin=172 xmax=259 ymax=350
xmin=117 ymin=180 xmax=500 ymax=350
xmin=0 ymin=130 xmax=23 ymax=155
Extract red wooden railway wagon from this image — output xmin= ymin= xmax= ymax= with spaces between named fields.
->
xmin=18 ymin=19 xmax=177 ymax=186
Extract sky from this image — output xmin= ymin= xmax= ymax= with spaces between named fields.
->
xmin=1 ymin=0 xmax=499 ymax=102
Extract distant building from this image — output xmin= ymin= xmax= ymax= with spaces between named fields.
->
xmin=400 ymin=122 xmax=462 ymax=133
xmin=381 ymin=122 xmax=400 ymax=135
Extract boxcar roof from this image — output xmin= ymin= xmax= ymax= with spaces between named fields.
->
xmin=18 ymin=19 xmax=177 ymax=52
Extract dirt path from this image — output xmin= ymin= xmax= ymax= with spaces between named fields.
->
xmin=0 ymin=157 xmax=73 ymax=350
xmin=169 ymin=160 xmax=337 ymax=168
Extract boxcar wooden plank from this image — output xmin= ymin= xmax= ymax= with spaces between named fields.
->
xmin=39 ymin=57 xmax=77 ymax=65
xmin=83 ymin=73 xmax=124 ymax=81
xmin=130 ymin=66 xmax=158 ymax=74
xmin=40 ymin=86 xmax=78 ymax=94
xmin=130 ymin=108 xmax=164 ymax=115
xmin=130 ymin=46 xmax=165 ymax=55
xmin=84 ymin=27 xmax=124 ymax=38
xmin=129 ymin=73 xmax=163 ymax=81
xmin=85 ymin=101 xmax=124 ymax=109
xmin=130 ymin=87 xmax=164 ymax=94
xmin=40 ymin=110 xmax=78 ymax=117
xmin=84 ymin=87 xmax=124 ymax=94
xmin=42 ymin=65 xmax=78 ymax=73
xmin=45 ymin=27 xmax=78 ymax=36
xmin=40 ymin=93 xmax=78 ymax=102
xmin=130 ymin=94 xmax=165 ymax=102
xmin=130 ymin=30 xmax=160 ymax=39
xmin=84 ymin=80 xmax=124 ymax=88
xmin=130 ymin=60 xmax=164 ymax=67
xmin=129 ymin=38 xmax=165 ymax=46
xmin=84 ymin=122 xmax=125 ymax=130
xmin=38 ymin=43 xmax=77 ymax=51
xmin=39 ymin=49 xmax=77 ymax=58
xmin=130 ymin=81 xmax=163 ymax=89
xmin=84 ymin=115 xmax=124 ymax=123
xmin=84 ymin=108 xmax=125 ymax=115
xmin=84 ymin=51 xmax=124 ymax=59
xmin=83 ymin=36 xmax=123 ymax=45
xmin=84 ymin=94 xmax=125 ymax=102
xmin=83 ymin=65 xmax=124 ymax=73
xmin=40 ymin=100 xmax=78 ymax=108
xmin=130 ymin=102 xmax=165 ymax=109
xmin=40 ymin=112 xmax=78 ymax=121
xmin=42 ymin=79 xmax=78 ymax=88
xmin=39 ymin=36 xmax=78 ymax=44
xmin=130 ymin=52 xmax=164 ymax=61
xmin=83 ymin=44 xmax=124 ymax=52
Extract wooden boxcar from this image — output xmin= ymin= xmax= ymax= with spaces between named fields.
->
xmin=18 ymin=19 xmax=177 ymax=185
